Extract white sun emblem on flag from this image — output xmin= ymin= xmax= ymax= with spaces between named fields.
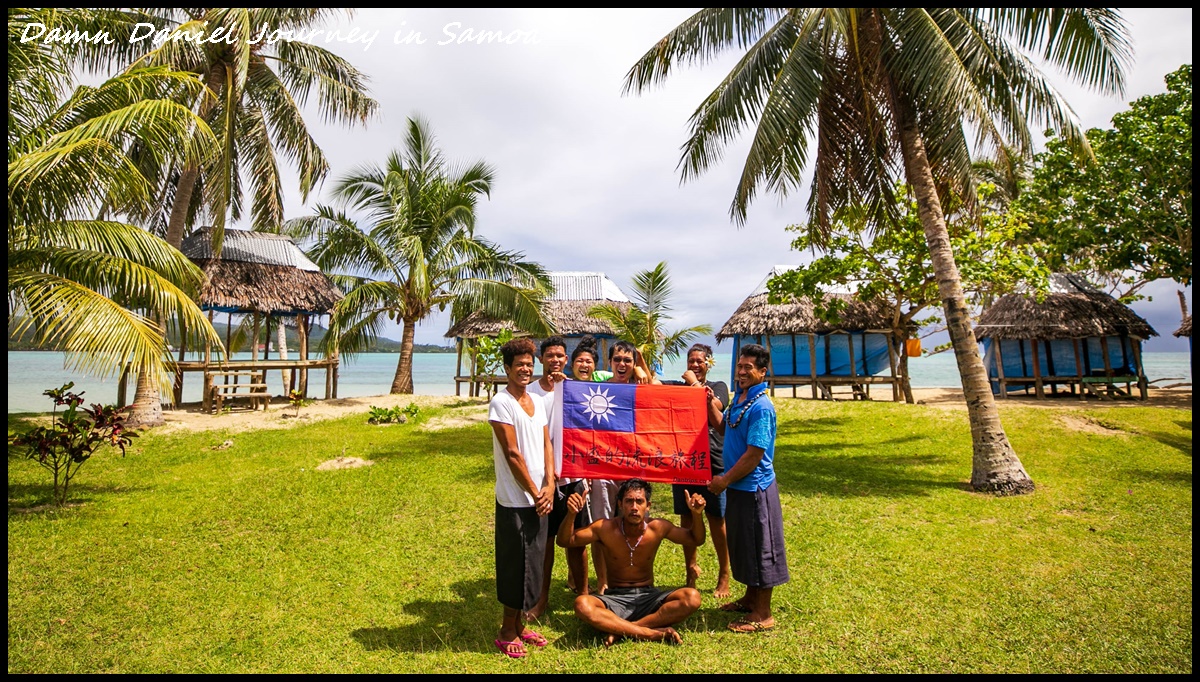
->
xmin=579 ymin=386 xmax=617 ymax=424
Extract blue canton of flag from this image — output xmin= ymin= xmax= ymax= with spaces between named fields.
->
xmin=561 ymin=381 xmax=635 ymax=432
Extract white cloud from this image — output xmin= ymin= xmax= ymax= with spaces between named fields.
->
xmin=268 ymin=8 xmax=1191 ymax=351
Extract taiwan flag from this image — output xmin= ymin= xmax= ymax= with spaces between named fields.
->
xmin=554 ymin=381 xmax=711 ymax=485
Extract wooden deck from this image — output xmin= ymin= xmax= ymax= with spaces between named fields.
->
xmin=117 ymin=357 xmax=341 ymax=412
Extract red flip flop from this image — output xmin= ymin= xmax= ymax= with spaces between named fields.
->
xmin=519 ymin=630 xmax=548 ymax=647
xmin=494 ymin=638 xmax=527 ymax=659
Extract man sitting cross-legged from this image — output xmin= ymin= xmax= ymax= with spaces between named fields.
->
xmin=557 ymin=478 xmax=705 ymax=645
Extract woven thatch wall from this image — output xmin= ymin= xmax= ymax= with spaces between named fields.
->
xmin=716 ymin=293 xmax=896 ymax=340
xmin=1175 ymin=315 xmax=1192 ymax=338
xmin=976 ymin=290 xmax=1156 ymax=340
xmin=446 ymin=300 xmax=633 ymax=339
xmin=194 ymin=259 xmax=343 ymax=315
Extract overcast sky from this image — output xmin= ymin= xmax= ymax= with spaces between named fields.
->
xmin=263 ymin=8 xmax=1192 ymax=351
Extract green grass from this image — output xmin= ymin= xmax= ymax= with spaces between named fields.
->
xmin=8 ymin=399 xmax=1191 ymax=673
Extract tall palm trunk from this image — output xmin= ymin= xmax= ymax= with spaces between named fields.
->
xmin=126 ymin=365 xmax=163 ymax=427
xmin=277 ymin=321 xmax=291 ymax=393
xmin=390 ymin=317 xmax=417 ymax=394
xmin=895 ymin=99 xmax=1034 ymax=495
xmin=128 ymin=67 xmax=225 ymax=426
xmin=164 ymin=165 xmax=201 ymax=248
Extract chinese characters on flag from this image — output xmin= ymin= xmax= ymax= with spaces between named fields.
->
xmin=554 ymin=381 xmax=711 ymax=485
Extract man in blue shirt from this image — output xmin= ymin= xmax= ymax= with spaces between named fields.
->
xmin=707 ymin=343 xmax=789 ymax=632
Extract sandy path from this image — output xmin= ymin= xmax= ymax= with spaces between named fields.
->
xmin=150 ymin=385 xmax=1191 ymax=435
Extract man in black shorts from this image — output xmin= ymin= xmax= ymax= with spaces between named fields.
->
xmin=557 ymin=479 xmax=706 ymax=645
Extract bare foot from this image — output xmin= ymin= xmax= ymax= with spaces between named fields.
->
xmin=597 ymin=583 xmax=607 ymax=596
xmin=524 ymin=602 xmax=546 ymax=621
xmin=686 ymin=563 xmax=701 ymax=589
xmin=603 ymin=633 xmax=623 ymax=648
xmin=651 ymin=627 xmax=682 ymax=645
xmin=714 ymin=573 xmax=732 ymax=600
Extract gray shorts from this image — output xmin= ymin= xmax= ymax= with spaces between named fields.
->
xmin=595 ymin=586 xmax=677 ymax=622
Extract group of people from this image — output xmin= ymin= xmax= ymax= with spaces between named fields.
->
xmin=487 ymin=334 xmax=789 ymax=658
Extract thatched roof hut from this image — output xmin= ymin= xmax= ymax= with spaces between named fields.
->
xmin=716 ymin=267 xmax=895 ymax=340
xmin=975 ymin=274 xmax=1156 ymax=341
xmin=716 ymin=266 xmax=904 ymax=401
xmin=445 ymin=271 xmax=632 ymax=339
xmin=181 ymin=228 xmax=343 ymax=315
xmin=1175 ymin=315 xmax=1191 ymax=338
xmin=975 ymin=273 xmax=1156 ymax=400
xmin=173 ymin=228 xmax=346 ymax=408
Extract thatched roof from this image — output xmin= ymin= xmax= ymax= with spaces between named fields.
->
xmin=446 ymin=271 xmax=632 ymax=339
xmin=975 ymin=273 xmax=1157 ymax=340
xmin=716 ymin=266 xmax=897 ymax=340
xmin=181 ymin=228 xmax=343 ymax=316
xmin=1175 ymin=315 xmax=1191 ymax=338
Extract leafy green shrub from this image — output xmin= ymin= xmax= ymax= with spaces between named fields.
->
xmin=287 ymin=389 xmax=314 ymax=417
xmin=8 ymin=383 xmax=137 ymax=506
xmin=367 ymin=404 xmax=417 ymax=425
xmin=471 ymin=329 xmax=513 ymax=398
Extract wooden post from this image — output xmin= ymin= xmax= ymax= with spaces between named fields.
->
xmin=1099 ymin=336 xmax=1114 ymax=399
xmin=808 ymin=333 xmax=819 ymax=400
xmin=225 ymin=311 xmax=233 ymax=358
xmin=1031 ymin=337 xmax=1044 ymax=398
xmin=1131 ymin=338 xmax=1148 ymax=400
xmin=468 ymin=338 xmax=477 ymax=397
xmin=994 ymin=339 xmax=1008 ymax=399
xmin=300 ymin=315 xmax=310 ymax=396
xmin=172 ymin=319 xmax=186 ymax=406
xmin=203 ymin=310 xmax=213 ymax=412
xmin=847 ymin=332 xmax=857 ymax=379
xmin=1044 ymin=340 xmax=1058 ymax=396
xmin=251 ymin=313 xmax=260 ymax=363
xmin=887 ymin=332 xmax=899 ymax=402
xmin=205 ymin=309 xmax=213 ymax=367
xmin=332 ymin=351 xmax=339 ymax=399
xmin=455 ymin=338 xmax=464 ymax=396
xmin=764 ymin=335 xmax=775 ymax=397
xmin=202 ymin=372 xmax=214 ymax=413
xmin=1080 ymin=336 xmax=1089 ymax=398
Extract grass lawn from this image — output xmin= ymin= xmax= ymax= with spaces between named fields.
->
xmin=7 ymin=398 xmax=1192 ymax=673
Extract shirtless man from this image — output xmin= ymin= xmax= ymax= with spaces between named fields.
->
xmin=558 ymin=478 xmax=705 ymax=645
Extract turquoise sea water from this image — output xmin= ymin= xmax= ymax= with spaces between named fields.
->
xmin=7 ymin=350 xmax=1192 ymax=413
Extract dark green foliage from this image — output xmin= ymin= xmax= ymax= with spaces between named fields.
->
xmin=8 ymin=382 xmax=136 ymax=505
xmin=1018 ymin=64 xmax=1192 ymax=299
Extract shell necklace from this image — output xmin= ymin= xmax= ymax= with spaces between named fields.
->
xmin=620 ymin=519 xmax=648 ymax=566
xmin=727 ymin=386 xmax=768 ymax=429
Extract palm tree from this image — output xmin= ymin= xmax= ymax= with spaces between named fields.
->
xmin=8 ymin=9 xmax=221 ymax=397
xmin=589 ymin=261 xmax=713 ymax=378
xmin=286 ymin=116 xmax=554 ymax=394
xmin=624 ymin=9 xmax=1132 ymax=495
xmin=972 ymin=144 xmax=1032 ymax=214
xmin=104 ymin=8 xmax=378 ymax=423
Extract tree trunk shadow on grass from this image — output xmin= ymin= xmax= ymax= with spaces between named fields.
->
xmin=772 ymin=430 xmax=967 ymax=499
